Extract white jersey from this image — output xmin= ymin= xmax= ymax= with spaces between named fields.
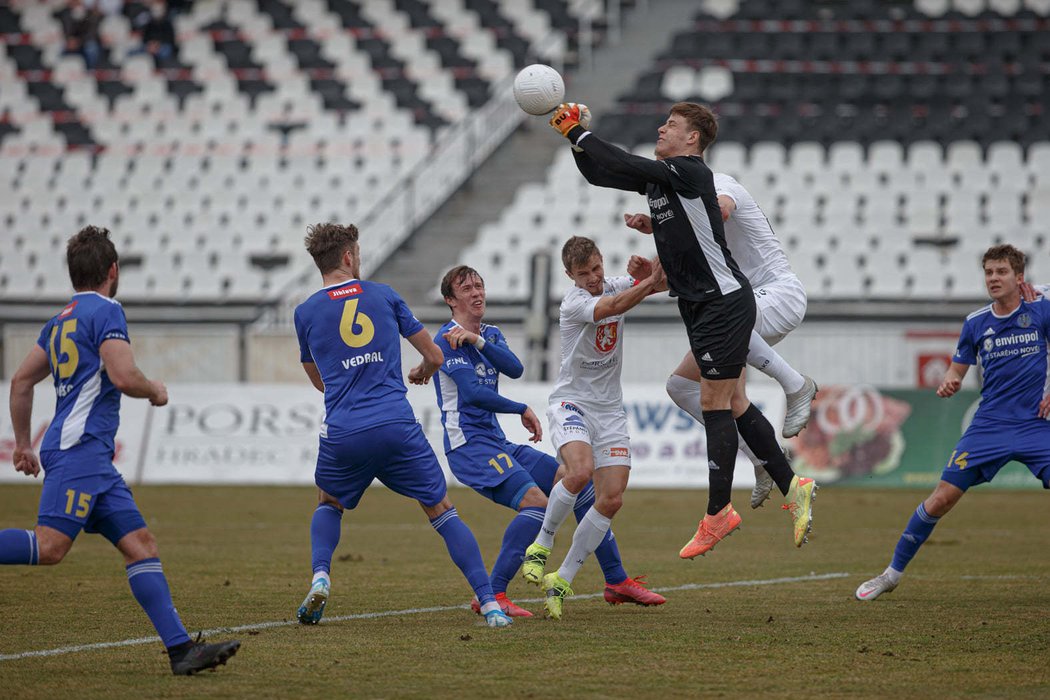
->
xmin=714 ymin=173 xmax=794 ymax=288
xmin=549 ymin=276 xmax=635 ymax=410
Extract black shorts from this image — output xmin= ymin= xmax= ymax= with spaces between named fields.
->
xmin=677 ymin=289 xmax=756 ymax=380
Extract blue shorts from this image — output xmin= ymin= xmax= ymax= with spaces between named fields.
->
xmin=38 ymin=443 xmax=147 ymax=544
xmin=316 ymin=421 xmax=447 ymax=510
xmin=940 ymin=419 xmax=1050 ymax=491
xmin=448 ymin=437 xmax=558 ymax=509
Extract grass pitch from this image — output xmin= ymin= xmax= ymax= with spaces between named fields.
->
xmin=1 ymin=484 xmax=1049 ymax=698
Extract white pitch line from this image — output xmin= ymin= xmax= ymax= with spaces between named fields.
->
xmin=0 ymin=572 xmax=849 ymax=662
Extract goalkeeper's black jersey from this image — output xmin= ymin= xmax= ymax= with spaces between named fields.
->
xmin=570 ymin=131 xmax=751 ymax=302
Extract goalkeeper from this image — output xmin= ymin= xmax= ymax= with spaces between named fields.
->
xmin=547 ymin=101 xmax=816 ymax=557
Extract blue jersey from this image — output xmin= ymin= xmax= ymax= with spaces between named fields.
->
xmin=953 ymin=297 xmax=1050 ymax=424
xmin=433 ymin=321 xmax=525 ymax=452
xmin=294 ymin=279 xmax=423 ymax=435
xmin=35 ymin=292 xmax=129 ymax=453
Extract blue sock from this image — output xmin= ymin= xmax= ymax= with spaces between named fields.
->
xmin=890 ymin=503 xmax=941 ymax=573
xmin=490 ymin=507 xmax=544 ymax=594
xmin=0 ymin=529 xmax=38 ymax=565
xmin=574 ymin=485 xmax=628 ymax=585
xmin=310 ymin=504 xmax=343 ymax=575
xmin=126 ymin=558 xmax=191 ymax=648
xmin=430 ymin=507 xmax=495 ymax=606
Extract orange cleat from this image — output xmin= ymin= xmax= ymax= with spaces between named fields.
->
xmin=679 ymin=503 xmax=742 ymax=559
xmin=470 ymin=592 xmax=534 ymax=618
xmin=604 ymin=575 xmax=666 ymax=606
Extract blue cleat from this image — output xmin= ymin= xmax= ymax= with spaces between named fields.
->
xmin=483 ymin=608 xmax=513 ymax=628
xmin=297 ymin=579 xmax=330 ymax=625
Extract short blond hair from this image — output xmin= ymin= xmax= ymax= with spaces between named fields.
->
xmin=561 ymin=236 xmax=600 ymax=271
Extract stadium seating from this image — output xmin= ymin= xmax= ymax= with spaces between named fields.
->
xmin=2 ymin=0 xmax=1045 ymax=305
xmin=466 ymin=0 xmax=1048 ymax=302
xmin=0 ymin=0 xmax=601 ymax=303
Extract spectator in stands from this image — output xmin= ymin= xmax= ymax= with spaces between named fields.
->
xmin=131 ymin=1 xmax=178 ymax=68
xmin=56 ymin=0 xmax=104 ymax=70
xmin=86 ymin=0 xmax=125 ymax=15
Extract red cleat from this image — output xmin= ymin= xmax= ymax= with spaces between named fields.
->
xmin=470 ymin=592 xmax=535 ymax=618
xmin=603 ymin=575 xmax=666 ymax=606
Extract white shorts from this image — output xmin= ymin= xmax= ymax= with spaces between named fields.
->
xmin=547 ymin=401 xmax=631 ymax=469
xmin=753 ymin=274 xmax=808 ymax=345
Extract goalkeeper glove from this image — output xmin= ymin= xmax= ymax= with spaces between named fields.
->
xmin=550 ymin=102 xmax=591 ymax=144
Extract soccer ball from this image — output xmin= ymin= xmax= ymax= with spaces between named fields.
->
xmin=513 ymin=64 xmax=565 ymax=115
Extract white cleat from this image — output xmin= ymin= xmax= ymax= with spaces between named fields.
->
xmin=855 ymin=573 xmax=899 ymax=601
xmin=483 ymin=609 xmax=513 ymax=628
xmin=751 ymin=464 xmax=774 ymax=509
xmin=783 ymin=376 xmax=818 ymax=438
xmin=297 ymin=579 xmax=330 ymax=624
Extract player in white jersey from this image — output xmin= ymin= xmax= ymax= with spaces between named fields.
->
xmin=520 ymin=236 xmax=666 ymax=619
xmin=626 ymin=171 xmax=817 ymax=509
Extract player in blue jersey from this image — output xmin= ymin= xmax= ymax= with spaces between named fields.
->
xmin=0 ymin=227 xmax=240 ymax=675
xmin=856 ymin=244 xmax=1050 ymax=601
xmin=433 ymin=265 xmax=666 ymax=617
xmin=292 ymin=224 xmax=512 ymax=628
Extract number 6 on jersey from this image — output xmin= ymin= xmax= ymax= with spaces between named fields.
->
xmin=339 ymin=298 xmax=375 ymax=348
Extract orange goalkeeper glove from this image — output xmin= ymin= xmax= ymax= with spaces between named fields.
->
xmin=549 ymin=102 xmax=591 ymax=140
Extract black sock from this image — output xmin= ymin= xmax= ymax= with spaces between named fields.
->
xmin=702 ymin=409 xmax=737 ymax=515
xmin=735 ymin=403 xmax=794 ymax=495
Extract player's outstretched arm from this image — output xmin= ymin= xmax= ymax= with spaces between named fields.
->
xmin=593 ymin=259 xmax=667 ymax=321
xmin=9 ymin=345 xmax=50 ymax=477
xmin=551 ymin=105 xmax=675 ymax=187
xmin=548 ymin=103 xmax=655 ymax=192
xmin=100 ymin=339 xmax=166 ymax=405
xmin=936 ymin=362 xmax=970 ymax=398
xmin=627 ymin=254 xmax=652 ymax=279
xmin=572 ymin=147 xmax=649 ymax=192
xmin=406 ymin=328 xmax=444 ymax=385
xmin=626 ymin=256 xmax=669 ymax=294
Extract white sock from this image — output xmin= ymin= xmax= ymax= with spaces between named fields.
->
xmin=557 ymin=507 xmax=612 ymax=583
xmin=535 ymin=481 xmax=578 ymax=549
xmin=883 ymin=566 xmax=903 ymax=584
xmin=747 ymin=330 xmax=805 ymax=394
xmin=666 ymin=374 xmax=704 ymax=423
xmin=738 ymin=433 xmax=763 ymax=468
xmin=666 ymin=374 xmax=762 ymax=467
xmin=312 ymin=571 xmax=331 ymax=587
xmin=480 ymin=601 xmax=501 ymax=615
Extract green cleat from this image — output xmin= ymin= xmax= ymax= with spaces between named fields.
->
xmin=542 ymin=572 xmax=574 ymax=620
xmin=522 ymin=543 xmax=550 ymax=586
xmin=783 ymin=475 xmax=817 ymax=547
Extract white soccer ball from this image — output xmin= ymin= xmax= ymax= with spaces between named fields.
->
xmin=513 ymin=64 xmax=565 ymax=116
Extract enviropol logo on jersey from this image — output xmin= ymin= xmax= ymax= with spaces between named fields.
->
xmin=595 ymin=322 xmax=618 ymax=352
xmin=327 ymin=284 xmax=362 ymax=299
